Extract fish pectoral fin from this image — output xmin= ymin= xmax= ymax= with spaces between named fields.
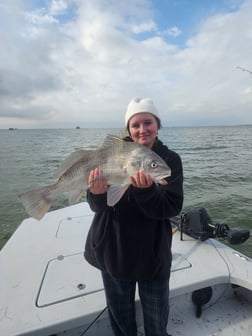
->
xmin=107 ymin=185 xmax=130 ymax=206
xmin=68 ymin=189 xmax=84 ymax=205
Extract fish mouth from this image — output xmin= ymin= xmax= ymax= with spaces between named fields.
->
xmin=157 ymin=174 xmax=170 ymax=185
xmin=158 ymin=179 xmax=168 ymax=185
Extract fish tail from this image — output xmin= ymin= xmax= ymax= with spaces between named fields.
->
xmin=18 ymin=185 xmax=54 ymax=220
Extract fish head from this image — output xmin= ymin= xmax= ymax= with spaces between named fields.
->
xmin=129 ymin=147 xmax=171 ymax=184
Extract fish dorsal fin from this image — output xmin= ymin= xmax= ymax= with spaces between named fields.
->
xmin=107 ymin=184 xmax=130 ymax=206
xmin=54 ymin=150 xmax=92 ymax=179
xmin=103 ymin=134 xmax=125 ymax=148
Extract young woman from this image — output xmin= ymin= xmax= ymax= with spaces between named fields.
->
xmin=84 ymin=97 xmax=184 ymax=336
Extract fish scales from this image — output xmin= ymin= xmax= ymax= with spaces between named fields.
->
xmin=18 ymin=135 xmax=171 ymax=220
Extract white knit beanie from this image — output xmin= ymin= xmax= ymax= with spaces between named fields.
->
xmin=125 ymin=97 xmax=160 ymax=127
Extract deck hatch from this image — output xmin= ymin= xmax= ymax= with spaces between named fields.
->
xmin=171 ymin=253 xmax=191 ymax=272
xmin=36 ymin=253 xmax=103 ymax=307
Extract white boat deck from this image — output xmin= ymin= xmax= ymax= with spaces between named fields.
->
xmin=0 ymin=202 xmax=252 ymax=336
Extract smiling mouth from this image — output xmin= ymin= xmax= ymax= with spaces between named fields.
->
xmin=139 ymin=133 xmax=150 ymax=138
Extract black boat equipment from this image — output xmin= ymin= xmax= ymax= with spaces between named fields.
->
xmin=177 ymin=208 xmax=250 ymax=245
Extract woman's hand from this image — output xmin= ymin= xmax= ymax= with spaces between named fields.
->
xmin=88 ymin=167 xmax=108 ymax=194
xmin=130 ymin=170 xmax=153 ymax=189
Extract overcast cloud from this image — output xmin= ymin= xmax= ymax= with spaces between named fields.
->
xmin=0 ymin=0 xmax=251 ymax=128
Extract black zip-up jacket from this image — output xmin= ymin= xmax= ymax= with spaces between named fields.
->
xmin=84 ymin=137 xmax=183 ymax=281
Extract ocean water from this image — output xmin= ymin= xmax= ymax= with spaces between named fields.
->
xmin=0 ymin=126 xmax=251 ymax=257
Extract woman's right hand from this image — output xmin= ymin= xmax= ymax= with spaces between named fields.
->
xmin=88 ymin=167 xmax=108 ymax=194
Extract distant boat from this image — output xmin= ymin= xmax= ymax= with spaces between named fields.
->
xmin=8 ymin=128 xmax=18 ymax=131
xmin=76 ymin=126 xmax=80 ymax=129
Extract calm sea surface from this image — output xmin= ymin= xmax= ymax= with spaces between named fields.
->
xmin=0 ymin=126 xmax=251 ymax=256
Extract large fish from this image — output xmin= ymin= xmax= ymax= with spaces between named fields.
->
xmin=19 ymin=135 xmax=171 ymax=220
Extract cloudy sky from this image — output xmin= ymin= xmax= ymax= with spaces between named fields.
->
xmin=1 ymin=0 xmax=252 ymax=129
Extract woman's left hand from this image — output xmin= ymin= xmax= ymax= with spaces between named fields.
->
xmin=130 ymin=170 xmax=153 ymax=189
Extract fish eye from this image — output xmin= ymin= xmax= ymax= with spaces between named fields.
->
xmin=151 ymin=161 xmax=158 ymax=169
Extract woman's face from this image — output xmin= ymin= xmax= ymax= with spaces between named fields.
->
xmin=128 ymin=113 xmax=159 ymax=148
